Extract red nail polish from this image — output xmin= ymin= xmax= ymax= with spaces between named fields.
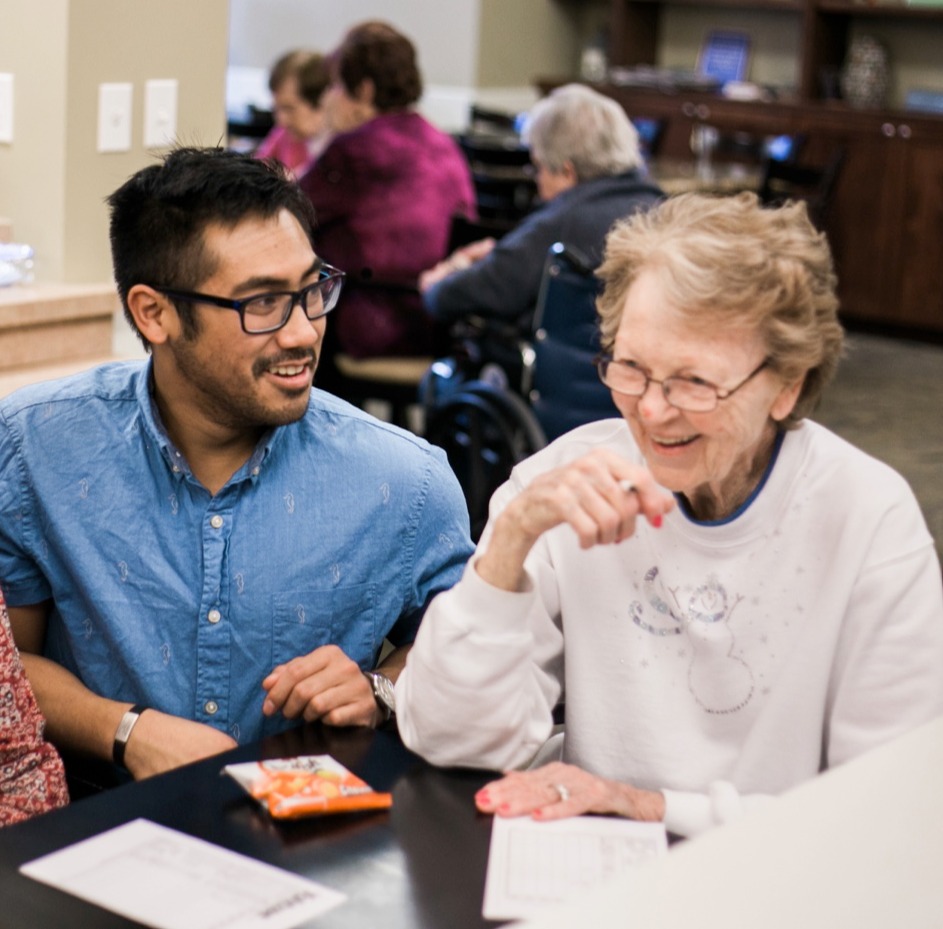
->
xmin=498 ymin=803 xmax=511 ymax=814
xmin=651 ymin=514 xmax=663 ymax=528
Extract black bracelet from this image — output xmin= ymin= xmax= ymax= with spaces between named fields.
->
xmin=112 ymin=704 xmax=149 ymax=769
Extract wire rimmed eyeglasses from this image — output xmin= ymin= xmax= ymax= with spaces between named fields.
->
xmin=596 ymin=355 xmax=770 ymax=413
xmin=156 ymin=264 xmax=345 ymax=334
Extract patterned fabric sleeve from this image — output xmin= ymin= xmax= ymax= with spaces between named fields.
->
xmin=0 ymin=590 xmax=69 ymax=826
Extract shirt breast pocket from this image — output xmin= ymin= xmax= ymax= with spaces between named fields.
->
xmin=272 ymin=583 xmax=378 ymax=670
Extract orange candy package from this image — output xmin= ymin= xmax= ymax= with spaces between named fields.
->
xmin=223 ymin=755 xmax=393 ymax=820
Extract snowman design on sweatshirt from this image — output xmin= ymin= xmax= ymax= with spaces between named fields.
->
xmin=630 ymin=566 xmax=754 ymax=714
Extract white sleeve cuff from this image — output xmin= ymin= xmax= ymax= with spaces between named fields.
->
xmin=662 ymin=781 xmax=748 ymax=838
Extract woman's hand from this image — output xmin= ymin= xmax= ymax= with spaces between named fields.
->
xmin=476 ymin=449 xmax=674 ymax=592
xmin=418 ymin=237 xmax=496 ymax=292
xmin=475 ymin=762 xmax=666 ymax=822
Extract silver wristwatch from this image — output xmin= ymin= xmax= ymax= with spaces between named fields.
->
xmin=364 ymin=670 xmax=396 ymax=723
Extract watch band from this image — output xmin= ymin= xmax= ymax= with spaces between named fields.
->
xmin=113 ymin=704 xmax=149 ymax=769
xmin=364 ymin=671 xmax=395 ymax=723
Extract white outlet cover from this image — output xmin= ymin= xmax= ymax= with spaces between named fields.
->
xmin=97 ymin=82 xmax=133 ymax=153
xmin=0 ymin=73 xmax=13 ymax=145
xmin=144 ymin=79 xmax=178 ymax=150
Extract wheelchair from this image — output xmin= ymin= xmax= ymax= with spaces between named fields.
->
xmin=422 ymin=242 xmax=618 ymax=539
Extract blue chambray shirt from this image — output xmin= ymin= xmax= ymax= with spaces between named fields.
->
xmin=0 ymin=361 xmax=473 ymax=742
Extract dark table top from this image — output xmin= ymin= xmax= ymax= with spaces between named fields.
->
xmin=0 ymin=724 xmax=505 ymax=929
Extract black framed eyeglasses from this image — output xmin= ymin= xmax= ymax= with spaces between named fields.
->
xmin=156 ymin=264 xmax=345 ymax=334
xmin=596 ymin=355 xmax=770 ymax=413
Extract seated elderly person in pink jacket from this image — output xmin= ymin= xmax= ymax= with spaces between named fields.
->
xmin=395 ymin=192 xmax=943 ymax=838
xmin=299 ymin=21 xmax=475 ymax=361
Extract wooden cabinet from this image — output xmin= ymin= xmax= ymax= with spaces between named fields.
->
xmin=559 ymin=0 xmax=943 ymax=336
xmin=606 ymin=0 xmax=943 ymax=107
xmin=799 ymin=108 xmax=943 ymax=334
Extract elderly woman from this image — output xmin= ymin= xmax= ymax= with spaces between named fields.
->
xmin=396 ymin=193 xmax=943 ymax=838
xmin=420 ymin=83 xmax=663 ymax=332
xmin=253 ymin=50 xmax=332 ymax=178
xmin=299 ymin=21 xmax=475 ymax=360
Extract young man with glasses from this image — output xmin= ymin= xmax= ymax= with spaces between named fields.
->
xmin=0 ymin=148 xmax=473 ymax=780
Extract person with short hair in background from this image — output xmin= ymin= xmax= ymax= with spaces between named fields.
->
xmin=420 ymin=84 xmax=663 ymax=333
xmin=299 ymin=21 xmax=475 ymax=362
xmin=254 ymin=50 xmax=332 ymax=177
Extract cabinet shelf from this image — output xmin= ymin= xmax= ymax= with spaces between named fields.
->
xmin=573 ymin=0 xmax=943 ymax=335
xmin=815 ymin=1 xmax=943 ymax=18
xmin=627 ymin=0 xmax=802 ymax=9
xmin=609 ymin=0 xmax=943 ymax=103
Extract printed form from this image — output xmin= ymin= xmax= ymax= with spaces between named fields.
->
xmin=483 ymin=815 xmax=668 ymax=921
xmin=20 ymin=818 xmax=345 ymax=929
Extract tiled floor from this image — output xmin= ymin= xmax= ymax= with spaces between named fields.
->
xmin=814 ymin=330 xmax=943 ymax=562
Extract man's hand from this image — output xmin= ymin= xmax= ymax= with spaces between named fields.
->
xmin=261 ymin=645 xmax=381 ymax=728
xmin=122 ymin=710 xmax=238 ymax=780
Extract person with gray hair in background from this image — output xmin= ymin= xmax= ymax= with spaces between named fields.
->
xmin=419 ymin=83 xmax=663 ymax=333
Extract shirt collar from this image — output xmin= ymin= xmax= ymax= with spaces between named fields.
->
xmin=134 ymin=358 xmax=279 ymax=486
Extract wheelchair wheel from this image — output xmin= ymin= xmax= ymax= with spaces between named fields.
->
xmin=457 ymin=381 xmax=547 ymax=455
xmin=425 ymin=381 xmax=546 ymax=541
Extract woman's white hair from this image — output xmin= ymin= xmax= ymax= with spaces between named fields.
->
xmin=522 ymin=83 xmax=642 ymax=181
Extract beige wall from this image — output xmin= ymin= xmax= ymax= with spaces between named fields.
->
xmin=227 ymin=0 xmax=602 ymax=119
xmin=228 ymin=0 xmax=481 ymax=87
xmin=0 ymin=0 xmax=228 ymax=284
xmin=0 ymin=1 xmax=70 ymax=282
xmin=476 ymin=0 xmax=574 ymax=87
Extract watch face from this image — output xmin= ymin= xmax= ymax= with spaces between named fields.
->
xmin=372 ymin=672 xmax=396 ymax=712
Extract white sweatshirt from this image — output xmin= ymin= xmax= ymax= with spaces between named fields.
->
xmin=397 ymin=419 xmax=943 ymax=837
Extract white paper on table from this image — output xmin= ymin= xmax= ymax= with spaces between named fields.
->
xmin=19 ymin=818 xmax=345 ymax=929
xmin=482 ymin=815 xmax=668 ymax=922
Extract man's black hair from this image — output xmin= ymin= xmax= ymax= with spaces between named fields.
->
xmin=107 ymin=147 xmax=317 ymax=346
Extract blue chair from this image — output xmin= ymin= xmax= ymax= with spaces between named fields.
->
xmin=527 ymin=242 xmax=618 ymax=441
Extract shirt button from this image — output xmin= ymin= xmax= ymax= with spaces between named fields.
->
xmin=208 ymin=609 xmax=221 ymax=624
xmin=251 ymin=467 xmax=260 ymax=476
xmin=210 ymin=515 xmax=224 ymax=529
xmin=204 ymin=700 xmax=219 ymax=715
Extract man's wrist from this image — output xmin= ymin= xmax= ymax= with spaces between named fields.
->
xmin=363 ymin=670 xmax=396 ymax=724
xmin=113 ymin=704 xmax=150 ymax=769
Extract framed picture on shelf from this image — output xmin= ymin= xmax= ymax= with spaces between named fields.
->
xmin=697 ymin=31 xmax=751 ymax=86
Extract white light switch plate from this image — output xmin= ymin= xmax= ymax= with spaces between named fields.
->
xmin=144 ymin=79 xmax=178 ymax=149
xmin=97 ymin=82 xmax=133 ymax=153
xmin=0 ymin=73 xmax=13 ymax=144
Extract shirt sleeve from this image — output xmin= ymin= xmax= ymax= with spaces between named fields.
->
xmin=422 ymin=205 xmax=563 ymax=328
xmin=662 ymin=784 xmax=774 ymax=837
xmin=826 ymin=532 xmax=943 ymax=767
xmin=385 ymin=445 xmax=477 ymax=648
xmin=0 ymin=413 xmax=51 ymax=607
xmin=396 ymin=559 xmax=563 ymax=770
xmin=0 ymin=592 xmax=69 ymax=825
